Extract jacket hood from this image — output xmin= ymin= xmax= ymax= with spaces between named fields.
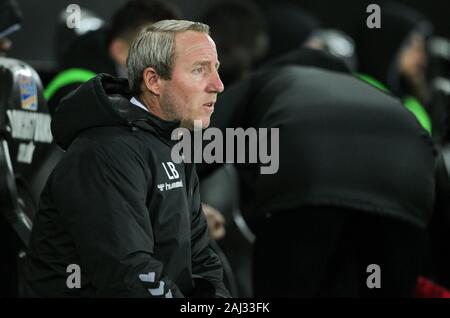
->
xmin=51 ymin=73 xmax=180 ymax=150
xmin=263 ymin=3 xmax=320 ymax=62
xmin=356 ymin=1 xmax=432 ymax=94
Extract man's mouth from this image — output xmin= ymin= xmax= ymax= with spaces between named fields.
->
xmin=203 ymin=102 xmax=215 ymax=113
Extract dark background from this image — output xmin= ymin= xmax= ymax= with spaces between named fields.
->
xmin=7 ymin=0 xmax=450 ymax=70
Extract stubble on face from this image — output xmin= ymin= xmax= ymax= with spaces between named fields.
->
xmin=159 ymin=86 xmax=194 ymax=129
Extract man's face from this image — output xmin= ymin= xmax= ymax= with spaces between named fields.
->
xmin=399 ymin=32 xmax=428 ymax=81
xmin=159 ymin=31 xmax=224 ymax=129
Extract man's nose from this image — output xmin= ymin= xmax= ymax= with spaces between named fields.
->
xmin=207 ymin=69 xmax=224 ymax=93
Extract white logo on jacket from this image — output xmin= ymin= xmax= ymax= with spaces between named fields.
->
xmin=157 ymin=162 xmax=183 ymax=192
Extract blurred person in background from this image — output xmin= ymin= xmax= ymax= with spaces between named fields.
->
xmin=53 ymin=7 xmax=105 ymax=71
xmin=200 ymin=1 xmax=358 ymax=85
xmin=199 ymin=58 xmax=437 ymax=297
xmin=0 ymin=0 xmax=21 ymax=57
xmin=304 ymin=29 xmax=358 ymax=72
xmin=45 ymin=0 xmax=181 ymax=113
xmin=356 ymin=0 xmax=433 ymax=135
xmin=200 ymin=0 xmax=269 ymax=87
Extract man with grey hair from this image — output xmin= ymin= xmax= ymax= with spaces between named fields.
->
xmin=23 ymin=20 xmax=229 ymax=298
xmin=127 ymin=20 xmax=221 ymax=129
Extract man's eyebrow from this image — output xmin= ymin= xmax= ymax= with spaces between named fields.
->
xmin=193 ymin=60 xmax=221 ymax=69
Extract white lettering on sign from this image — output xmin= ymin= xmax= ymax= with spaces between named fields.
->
xmin=6 ymin=110 xmax=53 ymax=143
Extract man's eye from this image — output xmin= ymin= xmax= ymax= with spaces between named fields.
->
xmin=193 ymin=67 xmax=204 ymax=74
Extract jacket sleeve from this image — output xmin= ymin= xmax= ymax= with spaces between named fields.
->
xmin=52 ymin=141 xmax=182 ymax=297
xmin=189 ymin=168 xmax=231 ymax=298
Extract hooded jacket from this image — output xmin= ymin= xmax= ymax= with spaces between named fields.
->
xmin=200 ymin=63 xmax=436 ymax=230
xmin=354 ymin=2 xmax=434 ymax=135
xmin=24 ymin=74 xmax=229 ymax=298
xmin=356 ymin=1 xmax=432 ymax=97
xmin=45 ymin=28 xmax=117 ymax=114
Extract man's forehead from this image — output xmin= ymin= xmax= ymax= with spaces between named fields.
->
xmin=175 ymin=31 xmax=217 ymax=57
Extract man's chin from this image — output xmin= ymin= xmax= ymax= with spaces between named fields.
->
xmin=201 ymin=118 xmax=211 ymax=129
xmin=181 ymin=118 xmax=210 ymax=130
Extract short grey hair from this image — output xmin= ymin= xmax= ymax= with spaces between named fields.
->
xmin=127 ymin=19 xmax=210 ymax=94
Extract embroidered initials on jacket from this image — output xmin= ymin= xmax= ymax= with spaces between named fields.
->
xmin=162 ymin=162 xmax=179 ymax=180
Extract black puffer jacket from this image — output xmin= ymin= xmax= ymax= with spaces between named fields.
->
xmin=24 ymin=74 xmax=229 ymax=298
xmin=201 ymin=64 xmax=436 ymax=229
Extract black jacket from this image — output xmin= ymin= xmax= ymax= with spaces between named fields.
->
xmin=48 ymin=28 xmax=118 ymax=114
xmin=356 ymin=1 xmax=432 ymax=96
xmin=200 ymin=64 xmax=436 ymax=229
xmin=24 ymin=74 xmax=229 ymax=298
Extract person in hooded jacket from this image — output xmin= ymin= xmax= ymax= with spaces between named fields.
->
xmin=45 ymin=0 xmax=181 ymax=115
xmin=23 ymin=20 xmax=229 ymax=298
xmin=198 ymin=49 xmax=440 ymax=296
xmin=355 ymin=1 xmax=450 ymax=289
xmin=356 ymin=1 xmax=433 ymax=135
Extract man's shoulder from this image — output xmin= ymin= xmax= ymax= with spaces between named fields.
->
xmin=73 ymin=125 xmax=157 ymax=151
xmin=58 ymin=126 xmax=152 ymax=167
xmin=54 ymin=124 xmax=176 ymax=178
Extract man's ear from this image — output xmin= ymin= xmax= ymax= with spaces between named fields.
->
xmin=109 ymin=38 xmax=129 ymax=67
xmin=142 ymin=67 xmax=163 ymax=95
